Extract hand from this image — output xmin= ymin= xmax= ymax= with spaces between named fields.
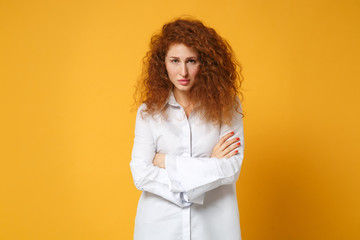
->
xmin=211 ymin=132 xmax=241 ymax=159
xmin=153 ymin=153 xmax=166 ymax=169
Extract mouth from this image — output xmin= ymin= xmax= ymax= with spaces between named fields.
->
xmin=178 ymin=79 xmax=190 ymax=86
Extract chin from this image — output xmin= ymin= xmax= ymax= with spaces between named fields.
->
xmin=177 ymin=87 xmax=191 ymax=92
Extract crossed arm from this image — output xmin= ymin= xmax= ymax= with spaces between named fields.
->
xmin=130 ymin=104 xmax=244 ymax=207
xmin=153 ymin=131 xmax=241 ymax=168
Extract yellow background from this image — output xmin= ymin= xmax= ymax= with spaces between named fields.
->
xmin=1 ymin=0 xmax=359 ymax=239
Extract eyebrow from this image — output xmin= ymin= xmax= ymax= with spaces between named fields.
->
xmin=168 ymin=56 xmax=198 ymax=59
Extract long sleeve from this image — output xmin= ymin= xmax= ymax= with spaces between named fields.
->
xmin=165 ymin=106 xmax=245 ymax=202
xmin=130 ymin=104 xmax=192 ymax=208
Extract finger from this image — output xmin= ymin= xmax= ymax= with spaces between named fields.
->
xmin=222 ymin=142 xmax=240 ymax=156
xmin=220 ymin=137 xmax=240 ymax=151
xmin=218 ymin=131 xmax=235 ymax=145
xmin=225 ymin=149 xmax=238 ymax=159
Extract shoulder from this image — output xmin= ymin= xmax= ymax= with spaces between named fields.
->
xmin=136 ymin=103 xmax=149 ymax=119
xmin=136 ymin=103 xmax=162 ymax=121
xmin=234 ymin=95 xmax=243 ymax=113
xmin=137 ymin=103 xmax=147 ymax=113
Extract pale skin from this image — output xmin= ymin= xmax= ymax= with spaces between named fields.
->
xmin=153 ymin=43 xmax=241 ymax=168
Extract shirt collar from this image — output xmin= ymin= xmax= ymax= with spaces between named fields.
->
xmin=166 ymin=90 xmax=181 ymax=107
xmin=165 ymin=90 xmax=201 ymax=111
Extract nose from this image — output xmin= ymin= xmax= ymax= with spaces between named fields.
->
xmin=180 ymin=63 xmax=188 ymax=77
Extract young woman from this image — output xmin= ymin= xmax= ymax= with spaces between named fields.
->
xmin=130 ymin=17 xmax=245 ymax=240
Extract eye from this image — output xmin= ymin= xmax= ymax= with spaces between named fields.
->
xmin=187 ymin=59 xmax=197 ymax=64
xmin=170 ymin=59 xmax=179 ymax=63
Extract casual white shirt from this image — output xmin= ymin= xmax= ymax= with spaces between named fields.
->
xmin=130 ymin=91 xmax=244 ymax=240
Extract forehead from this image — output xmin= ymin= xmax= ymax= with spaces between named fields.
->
xmin=166 ymin=43 xmax=198 ymax=57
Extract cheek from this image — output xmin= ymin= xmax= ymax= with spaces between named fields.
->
xmin=165 ymin=65 xmax=176 ymax=78
xmin=191 ymin=66 xmax=200 ymax=77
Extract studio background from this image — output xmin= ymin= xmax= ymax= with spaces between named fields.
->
xmin=1 ymin=0 xmax=359 ymax=239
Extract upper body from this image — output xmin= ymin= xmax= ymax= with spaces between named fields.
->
xmin=130 ymin=17 xmax=245 ymax=240
xmin=130 ymin=91 xmax=244 ymax=240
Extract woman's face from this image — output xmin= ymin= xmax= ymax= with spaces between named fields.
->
xmin=165 ymin=43 xmax=200 ymax=93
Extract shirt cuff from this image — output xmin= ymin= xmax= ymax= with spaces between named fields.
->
xmin=165 ymin=154 xmax=185 ymax=192
xmin=182 ymin=192 xmax=205 ymax=205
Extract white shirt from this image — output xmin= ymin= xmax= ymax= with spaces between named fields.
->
xmin=130 ymin=91 xmax=244 ymax=240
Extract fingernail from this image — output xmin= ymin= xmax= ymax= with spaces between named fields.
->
xmin=230 ymin=132 xmax=234 ymax=134
xmin=236 ymin=138 xmax=240 ymax=141
xmin=237 ymin=142 xmax=240 ymax=145
xmin=235 ymin=150 xmax=238 ymax=153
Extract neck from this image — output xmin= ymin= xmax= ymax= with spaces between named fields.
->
xmin=173 ymin=89 xmax=192 ymax=108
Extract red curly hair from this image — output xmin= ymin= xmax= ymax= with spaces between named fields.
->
xmin=134 ymin=17 xmax=243 ymax=124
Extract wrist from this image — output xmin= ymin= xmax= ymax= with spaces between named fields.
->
xmin=154 ymin=153 xmax=166 ymax=168
xmin=160 ymin=154 xmax=166 ymax=168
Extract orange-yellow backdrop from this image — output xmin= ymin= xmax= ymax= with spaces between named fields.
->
xmin=1 ymin=0 xmax=359 ymax=239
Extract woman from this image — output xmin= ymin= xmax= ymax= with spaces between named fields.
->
xmin=130 ymin=17 xmax=244 ymax=240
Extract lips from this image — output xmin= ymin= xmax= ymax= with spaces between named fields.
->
xmin=178 ymin=79 xmax=190 ymax=86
